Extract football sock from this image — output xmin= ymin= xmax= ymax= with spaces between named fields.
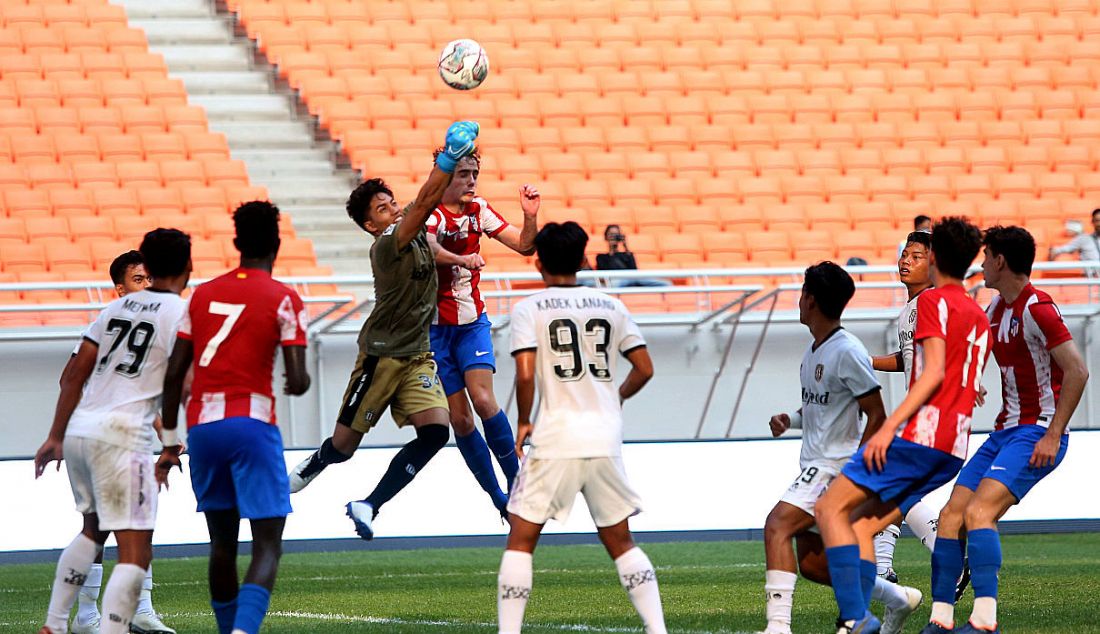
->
xmin=825 ymin=545 xmax=865 ymax=622
xmin=46 ymin=533 xmax=102 ymax=633
xmin=101 ymin=563 xmax=145 ymax=634
xmin=455 ymin=427 xmax=508 ymax=512
xmin=764 ymin=569 xmax=796 ymax=633
xmin=905 ymin=501 xmax=939 ymax=551
xmin=135 ymin=565 xmax=154 ymax=614
xmin=872 ymin=576 xmax=910 ymax=610
xmin=498 ymin=549 xmax=533 ymax=634
xmin=76 ymin=562 xmax=103 ymax=623
xmin=931 ymin=537 xmax=964 ymax=605
xmin=482 ymin=410 xmax=519 ymax=489
xmin=615 ymin=547 xmax=667 ymax=634
xmin=365 ymin=424 xmax=449 ymax=511
xmin=859 ymin=559 xmax=877 ymax=609
xmin=232 ymin=583 xmax=271 ymax=634
xmin=873 ymin=524 xmax=901 ymax=576
xmin=929 ymin=536 xmax=964 ymax=627
xmin=967 ymin=528 xmax=1001 ymax=629
xmin=211 ymin=596 xmax=238 ymax=634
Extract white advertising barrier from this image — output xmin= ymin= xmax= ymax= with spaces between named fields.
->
xmin=5 ymin=431 xmax=1098 ymax=552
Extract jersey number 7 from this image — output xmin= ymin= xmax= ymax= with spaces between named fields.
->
xmin=198 ymin=302 xmax=245 ymax=367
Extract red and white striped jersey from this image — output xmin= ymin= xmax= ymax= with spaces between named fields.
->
xmin=178 ymin=268 xmax=308 ymax=428
xmin=425 ymin=197 xmax=509 ymax=326
xmin=986 ymin=284 xmax=1073 ymax=431
xmin=901 ymin=284 xmax=991 ymax=458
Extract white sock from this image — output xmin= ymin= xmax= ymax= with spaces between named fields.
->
xmin=873 ymin=524 xmax=901 ymax=576
xmin=872 ymin=576 xmax=910 ymax=610
xmin=970 ymin=597 xmax=997 ymax=629
xmin=498 ymin=550 xmax=533 ymax=634
xmin=77 ymin=562 xmax=104 ymax=623
xmin=46 ymin=534 xmax=102 ymax=632
xmin=135 ymin=565 xmax=154 ymax=614
xmin=101 ymin=563 xmax=145 ymax=634
xmin=615 ymin=547 xmax=667 ymax=634
xmin=930 ymin=601 xmax=955 ymax=628
xmin=764 ymin=569 xmax=796 ymax=633
xmin=905 ymin=501 xmax=939 ymax=551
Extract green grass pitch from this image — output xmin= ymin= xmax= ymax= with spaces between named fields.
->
xmin=3 ymin=533 xmax=1098 ymax=633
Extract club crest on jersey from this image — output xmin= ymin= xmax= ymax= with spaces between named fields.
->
xmin=1009 ymin=316 xmax=1021 ymax=337
xmin=909 ymin=310 xmax=917 ymax=325
xmin=815 ymin=364 xmax=824 ymax=381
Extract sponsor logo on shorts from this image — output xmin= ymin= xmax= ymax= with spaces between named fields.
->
xmin=990 ymin=465 xmax=1007 ymax=471
xmin=475 ymin=350 xmax=490 ymax=357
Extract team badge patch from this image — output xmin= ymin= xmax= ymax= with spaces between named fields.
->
xmin=909 ymin=310 xmax=917 ymax=325
xmin=815 ymin=364 xmax=824 ymax=382
xmin=1009 ymin=316 xmax=1021 ymax=337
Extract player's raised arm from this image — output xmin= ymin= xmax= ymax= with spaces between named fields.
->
xmin=619 ymin=346 xmax=654 ymax=402
xmin=426 ymin=231 xmax=485 ymax=270
xmin=397 ymin=121 xmax=480 ymax=250
xmin=35 ymin=339 xmax=97 ymax=477
xmin=493 ymin=185 xmax=541 ymax=256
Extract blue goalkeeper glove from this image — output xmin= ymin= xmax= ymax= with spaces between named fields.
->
xmin=435 ymin=121 xmax=480 ymax=173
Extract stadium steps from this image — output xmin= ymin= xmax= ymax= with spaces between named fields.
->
xmin=113 ymin=0 xmax=366 ymax=273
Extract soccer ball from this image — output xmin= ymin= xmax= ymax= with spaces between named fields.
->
xmin=438 ymin=39 xmax=489 ymax=90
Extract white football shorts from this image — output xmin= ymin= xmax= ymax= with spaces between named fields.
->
xmin=780 ymin=459 xmax=846 ymax=517
xmin=64 ymin=436 xmax=157 ymax=531
xmin=507 ymin=456 xmax=643 ymax=528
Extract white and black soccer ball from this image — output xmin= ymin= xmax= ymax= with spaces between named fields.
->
xmin=438 ymin=38 xmax=489 ymax=91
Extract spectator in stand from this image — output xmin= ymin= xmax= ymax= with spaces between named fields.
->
xmin=1049 ymin=209 xmax=1100 ymax=267
xmin=898 ymin=216 xmax=933 ymax=259
xmin=595 ymin=225 xmax=672 ymax=288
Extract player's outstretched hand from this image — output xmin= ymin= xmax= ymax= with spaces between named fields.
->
xmin=461 ymin=253 xmax=486 ymax=271
xmin=769 ymin=413 xmax=791 ymax=437
xmin=1029 ymin=429 xmax=1061 ymax=468
xmin=519 ymin=184 xmax=540 ymax=218
xmin=975 ymin=384 xmax=987 ymax=407
xmin=515 ymin=421 xmax=533 ymax=460
xmin=155 ymin=445 xmax=183 ymax=489
xmin=435 ymin=121 xmax=480 ymax=173
xmin=863 ymin=428 xmax=894 ymax=473
xmin=34 ymin=437 xmax=63 ymax=478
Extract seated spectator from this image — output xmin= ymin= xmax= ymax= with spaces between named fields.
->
xmin=1049 ymin=209 xmax=1100 ymax=265
xmin=897 ymin=215 xmax=933 ymax=258
xmin=595 ymin=225 xmax=671 ymax=287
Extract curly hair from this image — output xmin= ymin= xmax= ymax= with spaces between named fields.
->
xmin=347 ymin=178 xmax=393 ymax=232
xmin=232 ymin=200 xmax=281 ymax=258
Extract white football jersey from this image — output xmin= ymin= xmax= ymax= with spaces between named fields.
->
xmin=898 ymin=293 xmax=920 ymax=386
xmin=510 ymin=286 xmax=646 ymax=459
xmin=65 ymin=290 xmax=186 ymax=452
xmin=798 ymin=328 xmax=881 ymax=467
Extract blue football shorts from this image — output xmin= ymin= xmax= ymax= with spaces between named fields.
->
xmin=955 ymin=424 xmax=1068 ymax=502
xmin=843 ymin=437 xmax=964 ymax=515
xmin=187 ymin=416 xmax=292 ymax=520
xmin=430 ymin=312 xmax=496 ymax=396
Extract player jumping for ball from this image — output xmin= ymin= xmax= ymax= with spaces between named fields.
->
xmin=425 ymin=148 xmax=540 ymax=515
xmin=288 ymin=121 xmax=480 ymax=540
